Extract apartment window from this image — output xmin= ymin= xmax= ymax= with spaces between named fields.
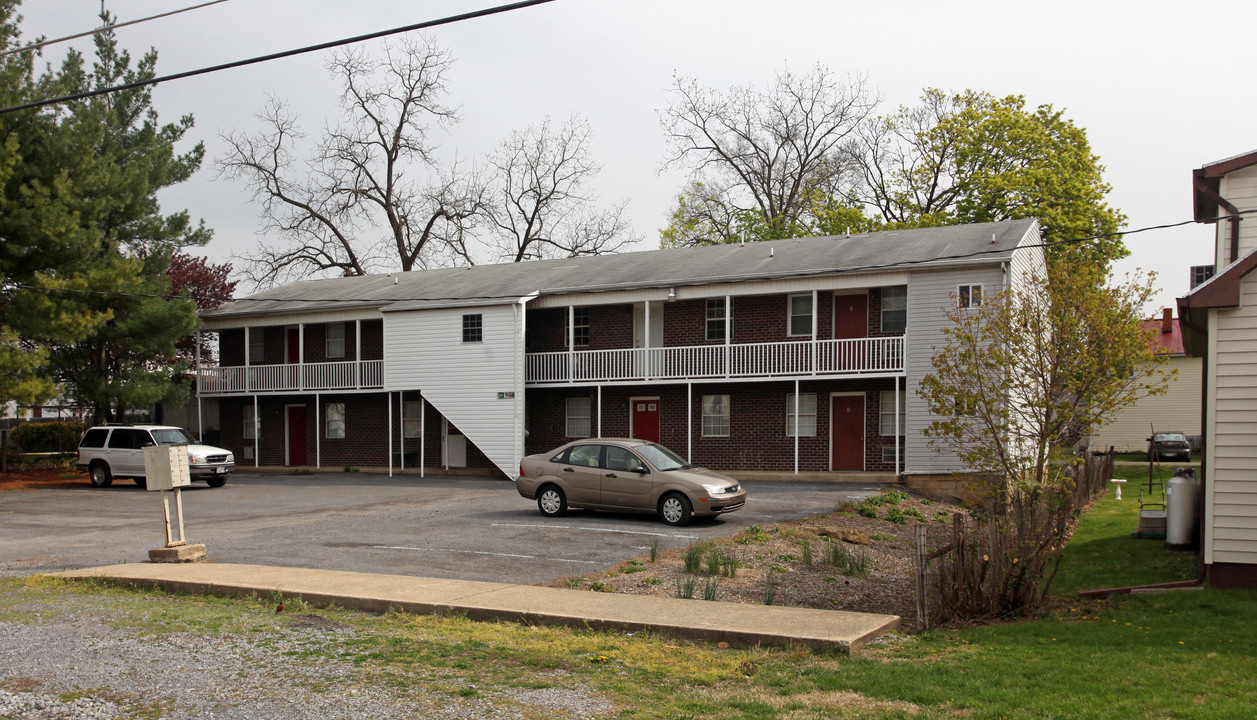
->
xmin=879 ymin=390 xmax=906 ymax=436
xmin=701 ymin=394 xmax=730 ymax=437
xmin=881 ymin=287 xmax=906 ymax=334
xmin=326 ymin=402 xmax=346 ymax=439
xmin=786 ymin=393 xmax=817 ymax=437
xmin=462 ymin=313 xmax=483 ymax=343
xmin=403 ymin=400 xmax=423 ymax=438
xmin=563 ymin=307 xmax=590 ymax=347
xmin=325 ymin=322 xmax=346 ymax=358
xmin=566 ymin=397 xmax=592 ymax=437
xmin=242 ymin=405 xmax=256 ymax=440
xmin=248 ymin=331 xmax=264 ymax=363
xmin=706 ymin=298 xmax=726 ymax=341
xmin=788 ymin=294 xmax=813 ymax=336
xmin=881 ymin=447 xmax=904 ymax=464
xmin=958 ymin=284 xmax=983 ymax=309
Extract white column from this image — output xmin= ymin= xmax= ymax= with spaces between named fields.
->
xmin=895 ymin=380 xmax=901 ymax=475
xmin=420 ymin=394 xmax=425 ymax=479
xmin=399 ymin=393 xmax=406 ymax=471
xmin=298 ymin=324 xmax=305 ymax=391
xmin=724 ymin=295 xmax=731 ymax=377
xmin=811 ymin=290 xmax=818 ymax=375
xmin=567 ymin=305 xmax=575 ymax=382
xmin=794 ymin=379 xmax=800 ymax=475
xmin=252 ymin=395 xmax=259 ymax=468
xmin=687 ymin=382 xmax=693 ymax=463
xmin=597 ymin=385 xmax=602 ymax=438
xmin=195 ymin=335 xmax=203 ymax=441
xmin=644 ymin=300 xmax=651 ymax=380
xmin=315 ymin=393 xmax=321 ymax=469
xmin=355 ymin=319 xmax=362 ymax=388
xmin=244 ymin=326 xmax=251 ymax=393
xmin=387 ymin=391 xmax=393 ymax=478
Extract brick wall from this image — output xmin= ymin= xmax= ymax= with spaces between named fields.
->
xmin=220 ymin=329 xmax=244 ymax=366
xmin=526 ymin=305 xmax=634 ymax=353
xmin=361 ymin=320 xmax=383 ymax=361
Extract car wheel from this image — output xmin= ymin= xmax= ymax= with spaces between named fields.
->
xmin=537 ymin=485 xmax=567 ymax=517
xmin=133 ymin=477 xmax=147 ymax=489
xmin=206 ymin=477 xmax=226 ymax=488
xmin=659 ymin=493 xmax=692 ymax=527
xmin=89 ymin=462 xmax=113 ymax=488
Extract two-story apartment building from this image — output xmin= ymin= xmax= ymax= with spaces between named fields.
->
xmin=195 ymin=219 xmax=1045 ymax=489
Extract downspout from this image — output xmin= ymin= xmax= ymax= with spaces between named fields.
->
xmin=1195 ymin=174 xmax=1242 ymax=265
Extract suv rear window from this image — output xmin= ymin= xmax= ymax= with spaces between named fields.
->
xmin=79 ymin=428 xmax=108 ymax=448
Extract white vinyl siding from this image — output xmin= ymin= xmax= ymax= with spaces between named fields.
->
xmin=1217 ymin=166 xmax=1257 ymax=268
xmin=1206 ymin=277 xmax=1257 ymax=567
xmin=383 ymin=303 xmax=525 ymax=478
xmin=1090 ymin=355 xmax=1201 ymax=452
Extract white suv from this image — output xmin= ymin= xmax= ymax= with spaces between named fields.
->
xmin=77 ymin=425 xmax=235 ymax=488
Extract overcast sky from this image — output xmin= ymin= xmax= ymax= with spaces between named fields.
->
xmin=18 ymin=0 xmax=1255 ymax=310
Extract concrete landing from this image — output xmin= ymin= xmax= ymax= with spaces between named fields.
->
xmin=54 ymin=563 xmax=900 ymax=653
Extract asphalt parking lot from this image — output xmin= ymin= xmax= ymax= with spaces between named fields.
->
xmin=0 ymin=472 xmax=883 ymax=583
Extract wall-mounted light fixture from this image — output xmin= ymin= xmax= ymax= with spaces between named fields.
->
xmin=667 ymin=287 xmax=676 ymax=302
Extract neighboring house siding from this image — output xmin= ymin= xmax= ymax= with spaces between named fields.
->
xmin=904 ymin=264 xmax=1006 ymax=473
xmin=1206 ymin=279 xmax=1257 ymax=566
xmin=384 ymin=304 xmax=524 ymax=477
xmin=1217 ymin=165 xmax=1257 ymax=267
xmin=1090 ymin=355 xmax=1202 ymax=452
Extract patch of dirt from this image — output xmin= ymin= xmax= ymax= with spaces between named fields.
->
xmin=538 ymin=488 xmax=961 ymax=632
xmin=0 ymin=466 xmax=86 ymax=491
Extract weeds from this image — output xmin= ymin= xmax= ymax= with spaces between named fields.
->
xmin=674 ymin=576 xmax=695 ymax=599
xmin=823 ymin=542 xmax=870 ymax=577
xmin=682 ymin=543 xmax=706 ymax=574
xmin=703 ymin=547 xmax=739 ymax=577
xmin=701 ymin=578 xmax=719 ymax=601
xmin=734 ymin=524 xmax=771 ymax=545
xmin=649 ymin=537 xmax=660 ymax=562
xmin=590 ymin=582 xmax=615 ymax=593
xmin=799 ymin=540 xmax=813 ymax=566
xmin=762 ymin=577 xmax=778 ymax=606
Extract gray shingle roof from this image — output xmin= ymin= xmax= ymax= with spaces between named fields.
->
xmin=201 ymin=218 xmax=1037 ymax=318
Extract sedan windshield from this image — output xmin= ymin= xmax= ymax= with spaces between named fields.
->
xmin=150 ymin=428 xmax=198 ymax=445
xmin=636 ymin=443 xmax=689 ymax=471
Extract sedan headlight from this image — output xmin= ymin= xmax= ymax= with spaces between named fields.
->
xmin=702 ymin=483 xmax=739 ymax=495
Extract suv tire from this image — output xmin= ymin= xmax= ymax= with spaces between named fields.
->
xmin=88 ymin=462 xmax=113 ymax=488
xmin=206 ymin=477 xmax=226 ymax=488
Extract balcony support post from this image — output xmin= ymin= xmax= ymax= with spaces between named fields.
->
xmin=252 ymin=394 xmax=259 ymax=468
xmin=793 ymin=378 xmax=800 ymax=475
xmin=567 ymin=305 xmax=575 ymax=383
xmin=724 ymin=295 xmax=731 ymax=378
xmin=420 ymin=393 xmax=426 ymax=478
xmin=356 ymin=319 xmax=362 ymax=388
xmin=315 ymin=393 xmax=321 ymax=470
xmin=643 ymin=300 xmax=651 ymax=381
xmin=244 ymin=326 xmax=251 ymax=393
xmin=686 ymin=382 xmax=693 ymax=463
xmin=387 ymin=391 xmax=394 ymax=478
xmin=811 ymin=290 xmax=818 ymax=375
xmin=195 ymin=331 xmax=203 ymax=441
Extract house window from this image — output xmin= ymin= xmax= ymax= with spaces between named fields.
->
xmin=566 ymin=397 xmax=592 ymax=437
xmin=786 ymin=393 xmax=817 ymax=437
xmin=243 ymin=405 xmax=256 ymax=440
xmin=326 ymin=402 xmax=346 ymax=439
xmin=958 ymin=284 xmax=983 ymax=309
xmin=462 ymin=313 xmax=483 ymax=343
xmin=702 ymin=394 xmax=730 ymax=437
xmin=881 ymin=447 xmax=904 ymax=464
xmin=563 ymin=307 xmax=590 ymax=347
xmin=403 ymin=400 xmax=423 ymax=438
xmin=248 ymin=331 xmax=264 ymax=363
xmin=325 ymin=322 xmax=345 ymax=358
xmin=879 ymin=390 xmax=905 ymax=436
xmin=881 ymin=287 xmax=906 ymax=334
xmin=706 ymin=298 xmax=726 ymax=341
xmin=788 ymin=294 xmax=813 ymax=336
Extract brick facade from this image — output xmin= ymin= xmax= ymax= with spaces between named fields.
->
xmin=217 ymin=320 xmax=384 ymax=366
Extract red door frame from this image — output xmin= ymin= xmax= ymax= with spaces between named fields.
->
xmin=830 ymin=393 xmax=865 ymax=471
xmin=285 ymin=404 xmax=307 ymax=466
xmin=833 ymin=293 xmax=869 ymax=339
xmin=630 ymin=397 xmax=660 ymax=443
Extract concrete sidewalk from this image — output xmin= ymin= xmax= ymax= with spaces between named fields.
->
xmin=54 ymin=563 xmax=900 ymax=653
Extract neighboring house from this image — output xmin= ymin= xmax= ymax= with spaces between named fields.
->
xmin=195 ymin=219 xmax=1046 ymax=494
xmin=1178 ymin=148 xmax=1257 ymax=588
xmin=1089 ymin=310 xmax=1202 ymax=453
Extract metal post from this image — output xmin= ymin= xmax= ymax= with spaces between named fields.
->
xmin=253 ymin=395 xmax=259 ymax=468
xmin=315 ymin=393 xmax=321 ymax=469
xmin=687 ymin=382 xmax=693 ymax=463
xmin=597 ymin=385 xmax=602 ymax=438
xmin=387 ymin=391 xmax=393 ymax=478
xmin=355 ymin=319 xmax=362 ymax=388
xmin=644 ymin=300 xmax=650 ymax=380
xmin=399 ymin=392 xmax=406 ymax=471
xmin=420 ymin=394 xmax=425 ymax=478
xmin=794 ymin=379 xmax=800 ymax=475
xmin=195 ymin=335 xmax=203 ymax=441
xmin=811 ymin=289 xmax=818 ymax=375
xmin=724 ymin=295 xmax=731 ymax=378
xmin=298 ymin=323 xmax=305 ymax=391
xmin=568 ymin=305 xmax=575 ymax=383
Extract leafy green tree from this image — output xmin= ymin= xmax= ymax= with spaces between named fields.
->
xmin=855 ymin=89 xmax=1126 ymax=267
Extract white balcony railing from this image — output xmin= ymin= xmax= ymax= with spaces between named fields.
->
xmin=198 ymin=360 xmax=385 ymax=395
xmin=526 ymin=337 xmax=904 ymax=384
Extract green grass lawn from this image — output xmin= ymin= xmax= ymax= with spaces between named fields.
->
xmin=7 ymin=471 xmax=1253 ymax=719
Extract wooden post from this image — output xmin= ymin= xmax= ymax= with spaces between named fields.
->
xmin=914 ymin=523 xmax=929 ymax=630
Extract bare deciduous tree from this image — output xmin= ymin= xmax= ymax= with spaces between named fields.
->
xmin=485 ymin=116 xmax=636 ymax=263
xmin=218 ymin=38 xmax=485 ymax=287
xmin=658 ymin=65 xmax=878 ymax=246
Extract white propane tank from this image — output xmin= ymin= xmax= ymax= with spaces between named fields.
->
xmin=1166 ymin=469 xmax=1198 ymax=551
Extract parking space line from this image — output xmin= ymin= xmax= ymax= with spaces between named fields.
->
xmin=374 ymin=545 xmax=604 ymax=564
xmin=490 ymin=522 xmax=699 ymax=539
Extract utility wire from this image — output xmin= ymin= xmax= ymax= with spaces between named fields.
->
xmin=0 ymin=0 xmax=556 ymax=115
xmin=0 ymin=0 xmax=232 ymax=58
xmin=8 ymin=212 xmax=1247 ymax=307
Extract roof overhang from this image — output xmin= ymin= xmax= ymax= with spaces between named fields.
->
xmin=1193 ymin=149 xmax=1257 ymax=221
xmin=1177 ymin=244 xmax=1257 ymax=355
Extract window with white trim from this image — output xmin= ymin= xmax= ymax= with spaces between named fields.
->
xmin=881 ymin=447 xmax=904 ymax=464
xmin=326 ymin=402 xmax=346 ymax=439
xmin=788 ymin=294 xmax=813 ymax=336
xmin=702 ymin=394 xmax=730 ymax=437
xmin=566 ymin=397 xmax=592 ymax=437
xmin=706 ymin=298 xmax=726 ymax=341
xmin=462 ymin=313 xmax=483 ymax=343
xmin=242 ymin=405 xmax=255 ymax=440
xmin=958 ymin=284 xmax=983 ymax=309
xmin=786 ymin=393 xmax=817 ymax=437
xmin=881 ymin=287 xmax=906 ymax=333
xmin=325 ymin=322 xmax=345 ymax=358
xmin=879 ymin=390 xmax=905 ymax=436
xmin=563 ymin=307 xmax=590 ymax=347
xmin=248 ymin=331 xmax=264 ymax=363
xmin=403 ymin=400 xmax=423 ymax=438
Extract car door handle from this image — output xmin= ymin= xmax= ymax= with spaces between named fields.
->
xmin=563 ymin=467 xmax=574 ymax=472
xmin=605 ymin=473 xmax=617 ymax=478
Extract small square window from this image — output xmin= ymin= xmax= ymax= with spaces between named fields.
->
xmin=881 ymin=287 xmax=906 ymax=334
xmin=789 ymin=294 xmax=813 ymax=336
xmin=786 ymin=393 xmax=817 ymax=437
xmin=566 ymin=397 xmax=592 ymax=437
xmin=325 ymin=322 xmax=346 ymax=358
xmin=958 ymin=284 xmax=983 ymax=309
xmin=326 ymin=402 xmax=346 ymax=439
xmin=701 ymin=394 xmax=730 ymax=437
xmin=706 ymin=299 xmax=726 ymax=341
xmin=462 ymin=313 xmax=483 ymax=343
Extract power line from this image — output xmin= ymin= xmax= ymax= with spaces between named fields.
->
xmin=0 ymin=0 xmax=233 ymax=58
xmin=0 ymin=0 xmax=557 ymax=115
xmin=9 ymin=212 xmax=1245 ymax=307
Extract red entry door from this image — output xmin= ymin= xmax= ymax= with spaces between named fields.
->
xmin=286 ymin=328 xmax=300 ymax=363
xmin=830 ymin=395 xmax=865 ymax=471
xmin=834 ymin=294 xmax=868 ymax=339
xmin=286 ymin=405 xmax=307 ymax=466
xmin=632 ymin=399 xmax=660 ymax=443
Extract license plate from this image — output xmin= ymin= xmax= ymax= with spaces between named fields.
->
xmin=215 ymin=467 xmax=227 ymax=474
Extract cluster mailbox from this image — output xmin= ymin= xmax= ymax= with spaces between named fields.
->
xmin=143 ymin=445 xmax=191 ymax=491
